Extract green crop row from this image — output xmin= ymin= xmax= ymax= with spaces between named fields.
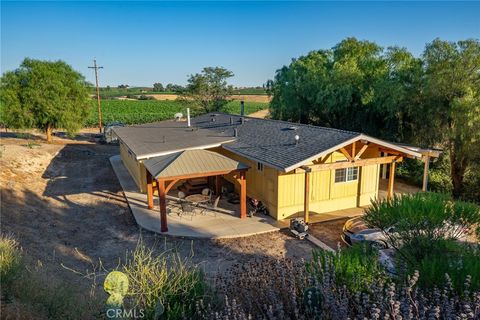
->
xmin=85 ymin=100 xmax=268 ymax=126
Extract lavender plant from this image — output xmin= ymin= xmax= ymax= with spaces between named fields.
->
xmin=196 ymin=250 xmax=479 ymax=319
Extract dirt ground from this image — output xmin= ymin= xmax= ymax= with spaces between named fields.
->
xmin=308 ymin=218 xmax=349 ymax=250
xmin=248 ymin=109 xmax=271 ymax=119
xmin=0 ymin=130 xmax=314 ymax=297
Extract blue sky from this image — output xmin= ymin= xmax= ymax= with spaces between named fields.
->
xmin=1 ymin=1 xmax=479 ymax=87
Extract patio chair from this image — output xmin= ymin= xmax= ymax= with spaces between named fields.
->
xmin=168 ymin=199 xmax=183 ymax=216
xmin=179 ymin=202 xmax=197 ymax=220
xmin=200 ymin=196 xmax=220 ymax=217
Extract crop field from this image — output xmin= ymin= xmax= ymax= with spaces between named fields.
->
xmin=85 ymin=100 xmax=268 ymax=126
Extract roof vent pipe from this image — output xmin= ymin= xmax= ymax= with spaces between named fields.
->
xmin=230 ymin=117 xmax=233 ymax=125
xmin=240 ymin=100 xmax=245 ymax=116
xmin=240 ymin=117 xmax=244 ymax=124
xmin=234 ymin=128 xmax=238 ymax=137
xmin=187 ymin=108 xmax=191 ymax=127
xmin=295 ymin=135 xmax=300 ymax=145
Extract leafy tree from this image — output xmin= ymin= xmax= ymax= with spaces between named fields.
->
xmin=182 ymin=67 xmax=234 ymax=112
xmin=418 ymin=39 xmax=480 ymax=197
xmin=269 ymin=37 xmax=480 ymax=200
xmin=0 ymin=58 xmax=90 ymax=142
xmin=153 ymin=82 xmax=164 ymax=92
xmin=269 ymin=38 xmax=410 ymax=138
xmin=165 ymin=83 xmax=185 ymax=93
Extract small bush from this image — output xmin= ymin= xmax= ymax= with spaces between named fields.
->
xmin=400 ymin=239 xmax=480 ymax=292
xmin=308 ymin=244 xmax=387 ymax=293
xmin=120 ymin=240 xmax=209 ymax=320
xmin=215 ymin=257 xmax=307 ymax=318
xmin=0 ymin=234 xmax=22 ymax=299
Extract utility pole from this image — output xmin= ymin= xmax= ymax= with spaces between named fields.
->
xmin=89 ymin=59 xmax=104 ymax=133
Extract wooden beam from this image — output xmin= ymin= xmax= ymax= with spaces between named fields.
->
xmin=422 ymin=155 xmax=430 ymax=192
xmin=157 ymin=179 xmax=168 ymax=232
xmin=146 ymin=171 xmax=154 ymax=210
xmin=354 ymin=144 xmax=369 ymax=160
xmin=165 ymin=179 xmax=179 ymax=194
xmin=351 ymin=142 xmax=356 ymax=159
xmin=238 ymin=171 xmax=247 ymax=219
xmin=303 ymin=167 xmax=311 ymax=224
xmin=157 ymin=169 xmax=247 ymax=182
xmin=339 ymin=147 xmax=353 ymax=161
xmin=387 ymin=162 xmax=396 ymax=200
xmin=306 ymin=156 xmax=402 ymax=171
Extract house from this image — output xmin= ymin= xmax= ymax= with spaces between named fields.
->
xmin=113 ymin=112 xmax=439 ymax=232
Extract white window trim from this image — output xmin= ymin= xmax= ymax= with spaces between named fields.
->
xmin=334 ymin=167 xmax=358 ymax=184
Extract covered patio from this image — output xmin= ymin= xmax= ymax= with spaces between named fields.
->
xmin=110 ymin=154 xmax=280 ymax=238
xmin=143 ymin=149 xmax=250 ymax=233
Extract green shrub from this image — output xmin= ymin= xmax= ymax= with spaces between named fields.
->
xmin=463 ymin=166 xmax=480 ymax=204
xmin=364 ymin=192 xmax=480 ymax=250
xmin=120 ymin=240 xmax=210 ymax=320
xmin=429 ymin=168 xmax=453 ymax=194
xmin=0 ymin=234 xmax=22 ymax=298
xmin=400 ymin=239 xmax=480 ymax=292
xmin=308 ymin=244 xmax=387 ymax=293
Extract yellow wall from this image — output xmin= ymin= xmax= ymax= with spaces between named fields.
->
xmin=120 ymin=142 xmax=147 ymax=192
xmin=276 ymin=146 xmax=380 ymax=220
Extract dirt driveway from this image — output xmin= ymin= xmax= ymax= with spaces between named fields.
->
xmin=0 ymin=131 xmax=314 ymax=294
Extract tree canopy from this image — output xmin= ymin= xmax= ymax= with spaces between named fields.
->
xmin=182 ymin=67 xmax=234 ymax=113
xmin=0 ymin=58 xmax=90 ymax=142
xmin=269 ymin=37 xmax=480 ymax=200
xmin=0 ymin=58 xmax=90 ymax=141
xmin=153 ymin=82 xmax=164 ymax=92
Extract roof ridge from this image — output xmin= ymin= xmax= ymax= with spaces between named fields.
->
xmin=206 ymin=112 xmax=360 ymax=136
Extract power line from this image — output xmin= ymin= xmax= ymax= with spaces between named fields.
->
xmin=88 ymin=59 xmax=104 ymax=133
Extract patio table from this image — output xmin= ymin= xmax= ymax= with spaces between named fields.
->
xmin=185 ymin=194 xmax=210 ymax=204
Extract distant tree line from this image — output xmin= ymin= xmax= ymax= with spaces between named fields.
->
xmin=268 ymin=37 xmax=480 ymax=201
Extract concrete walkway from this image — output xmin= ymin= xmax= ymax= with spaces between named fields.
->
xmin=110 ymin=155 xmax=280 ymax=238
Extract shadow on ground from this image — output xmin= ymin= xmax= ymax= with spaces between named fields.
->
xmin=1 ymin=141 xmax=315 ymax=295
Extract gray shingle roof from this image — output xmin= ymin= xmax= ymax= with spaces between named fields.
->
xmin=115 ymin=112 xmax=425 ymax=172
xmin=144 ymin=149 xmax=249 ymax=179
xmin=191 ymin=113 xmax=361 ymax=171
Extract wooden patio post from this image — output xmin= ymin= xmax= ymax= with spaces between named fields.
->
xmin=356 ymin=166 xmax=363 ymax=207
xmin=146 ymin=171 xmax=154 ymax=210
xmin=303 ymin=168 xmax=311 ymax=224
xmin=387 ymin=161 xmax=396 ymax=200
xmin=422 ymin=155 xmax=430 ymax=192
xmin=157 ymin=179 xmax=168 ymax=232
xmin=239 ymin=171 xmax=247 ymax=219
xmin=215 ymin=175 xmax=222 ymax=196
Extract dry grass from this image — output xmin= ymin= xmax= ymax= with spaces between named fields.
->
xmin=146 ymin=94 xmax=271 ymax=103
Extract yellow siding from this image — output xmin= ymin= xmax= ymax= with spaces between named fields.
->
xmin=276 ymin=148 xmax=381 ymax=220
xmin=210 ymin=147 xmax=278 ymax=215
xmin=120 ymin=142 xmax=147 ymax=192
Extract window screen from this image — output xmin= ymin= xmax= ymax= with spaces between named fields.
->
xmin=335 ymin=167 xmax=358 ymax=183
xmin=335 ymin=168 xmax=346 ymax=183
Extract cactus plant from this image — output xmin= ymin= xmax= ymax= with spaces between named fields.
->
xmin=104 ymin=271 xmax=129 ymax=318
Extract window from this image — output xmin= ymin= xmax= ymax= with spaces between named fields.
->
xmin=257 ymin=162 xmax=264 ymax=172
xmin=335 ymin=167 xmax=358 ymax=183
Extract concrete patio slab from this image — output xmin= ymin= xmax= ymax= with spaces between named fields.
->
xmin=110 ymin=155 xmax=281 ymax=238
